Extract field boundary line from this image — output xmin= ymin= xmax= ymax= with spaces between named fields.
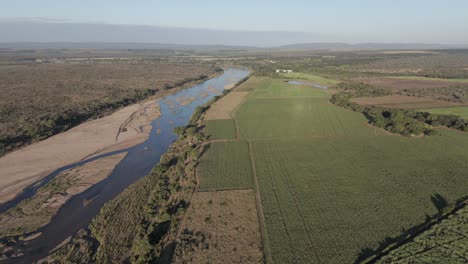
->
xmin=248 ymin=140 xmax=273 ymax=264
xmin=231 ymin=91 xmax=251 ymax=139
xmin=252 ymin=96 xmax=326 ymax=99
xmin=197 ymin=186 xmax=254 ymax=193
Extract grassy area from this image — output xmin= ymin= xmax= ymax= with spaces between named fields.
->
xmin=198 ymin=141 xmax=253 ymax=191
xmin=377 ymin=205 xmax=468 ymax=263
xmin=236 ymin=97 xmax=376 ymax=139
xmin=249 ymin=78 xmax=330 ymax=98
xmin=230 ymin=77 xmax=468 ymax=263
xmin=279 ymin=72 xmax=340 ymax=86
xmin=204 ymin=119 xmax=237 ymax=140
xmin=389 ymin=76 xmax=468 ymax=83
xmin=419 ymin=106 xmax=468 ymax=119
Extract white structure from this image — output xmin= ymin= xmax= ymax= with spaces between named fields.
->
xmin=276 ymin=69 xmax=293 ymax=73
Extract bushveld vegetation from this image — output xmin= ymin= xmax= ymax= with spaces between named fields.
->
xmin=0 ymin=59 xmax=220 ymax=155
xmin=418 ymin=106 xmax=468 ymax=119
xmin=331 ymin=82 xmax=468 ymax=135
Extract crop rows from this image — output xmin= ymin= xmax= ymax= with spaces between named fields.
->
xmin=198 ymin=141 xmax=253 ymax=191
xmin=204 ymin=119 xmax=237 ymax=140
xmin=378 ymin=205 xmax=468 ymax=263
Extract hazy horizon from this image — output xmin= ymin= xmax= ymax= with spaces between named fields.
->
xmin=1 ymin=0 xmax=468 ymax=46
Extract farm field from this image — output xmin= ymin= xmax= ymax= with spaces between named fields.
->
xmin=351 ymin=95 xmax=464 ymax=109
xmin=249 ymin=78 xmax=330 ymax=98
xmin=279 ymin=72 xmax=340 ymax=86
xmin=418 ymin=106 xmax=468 ymax=119
xmin=197 ymin=76 xmax=468 ymax=263
xmin=388 ymin=75 xmax=468 ymax=84
xmin=173 ymin=189 xmax=263 ymax=264
xmin=353 ymin=77 xmax=461 ymax=90
xmin=204 ymin=119 xmax=237 ymax=140
xmin=197 ymin=141 xmax=253 ymax=191
xmin=377 ymin=205 xmax=468 ymax=264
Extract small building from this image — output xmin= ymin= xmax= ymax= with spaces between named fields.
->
xmin=275 ymin=69 xmax=293 ymax=73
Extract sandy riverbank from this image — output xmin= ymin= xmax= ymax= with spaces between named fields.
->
xmin=0 ymin=100 xmax=161 ymax=205
xmin=0 ymin=152 xmax=127 ymax=237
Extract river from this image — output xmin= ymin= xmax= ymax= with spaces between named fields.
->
xmin=4 ymin=68 xmax=250 ymax=263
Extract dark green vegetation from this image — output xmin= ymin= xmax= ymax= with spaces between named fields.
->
xmin=230 ymin=77 xmax=468 ymax=263
xmin=377 ymin=205 xmax=468 ymax=264
xmin=418 ymin=106 xmax=468 ymax=119
xmin=198 ymin=141 xmax=253 ymax=191
xmin=331 ymin=82 xmax=468 ymax=135
xmin=204 ymin=119 xmax=236 ymax=140
xmin=0 ymin=54 xmax=220 ymax=155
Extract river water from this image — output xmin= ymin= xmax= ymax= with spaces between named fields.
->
xmin=6 ymin=68 xmax=249 ymax=263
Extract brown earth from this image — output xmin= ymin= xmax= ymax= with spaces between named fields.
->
xmin=353 ymin=77 xmax=461 ymax=90
xmin=173 ymin=189 xmax=263 ymax=264
xmin=0 ymin=152 xmax=126 ymax=237
xmin=204 ymin=92 xmax=249 ymax=120
xmin=351 ymin=95 xmax=465 ymax=109
xmin=0 ymin=100 xmax=159 ymax=205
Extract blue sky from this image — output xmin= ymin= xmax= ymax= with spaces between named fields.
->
xmin=1 ymin=0 xmax=468 ymax=43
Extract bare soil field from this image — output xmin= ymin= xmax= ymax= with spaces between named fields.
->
xmin=0 ymin=152 xmax=127 ymax=237
xmin=351 ymin=95 xmax=465 ymax=109
xmin=204 ymin=92 xmax=249 ymax=120
xmin=0 ymin=99 xmax=159 ymax=205
xmin=353 ymin=77 xmax=461 ymax=90
xmin=0 ymin=60 xmax=217 ymax=154
xmin=173 ymin=189 xmax=263 ymax=264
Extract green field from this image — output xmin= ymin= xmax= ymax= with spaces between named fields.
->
xmin=418 ymin=106 xmax=468 ymax=119
xmin=204 ymin=119 xmax=237 ymax=139
xmin=279 ymin=72 xmax=340 ymax=86
xmin=250 ymin=78 xmax=330 ymax=98
xmin=196 ymin=77 xmax=468 ymax=263
xmin=198 ymin=141 xmax=253 ymax=191
xmin=389 ymin=76 xmax=468 ymax=83
xmin=236 ymin=97 xmax=378 ymax=139
xmin=378 ymin=205 xmax=468 ymax=263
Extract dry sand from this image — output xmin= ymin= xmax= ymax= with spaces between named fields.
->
xmin=0 ymin=100 xmax=160 ymax=204
xmin=0 ymin=152 xmax=127 ymax=237
xmin=204 ymin=92 xmax=249 ymax=120
xmin=173 ymin=189 xmax=263 ymax=264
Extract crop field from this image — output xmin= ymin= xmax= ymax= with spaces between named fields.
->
xmin=353 ymin=77 xmax=461 ymax=90
xmin=251 ymin=134 xmax=468 ymax=263
xmin=418 ymin=106 xmax=468 ymax=119
xmin=217 ymin=77 xmax=468 ymax=263
xmin=279 ymin=72 xmax=340 ymax=86
xmin=378 ymin=205 xmax=468 ymax=263
xmin=351 ymin=95 xmax=464 ymax=109
xmin=236 ymin=97 xmax=377 ymax=139
xmin=235 ymin=77 xmax=269 ymax=92
xmin=198 ymin=141 xmax=253 ymax=191
xmin=388 ymin=75 xmax=468 ymax=84
xmin=204 ymin=119 xmax=237 ymax=140
xmin=249 ymin=78 xmax=331 ymax=98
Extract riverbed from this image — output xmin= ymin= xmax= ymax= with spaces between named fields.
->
xmin=1 ymin=68 xmax=249 ymax=263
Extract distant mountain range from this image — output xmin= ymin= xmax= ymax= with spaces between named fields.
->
xmin=0 ymin=21 xmax=467 ymax=50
